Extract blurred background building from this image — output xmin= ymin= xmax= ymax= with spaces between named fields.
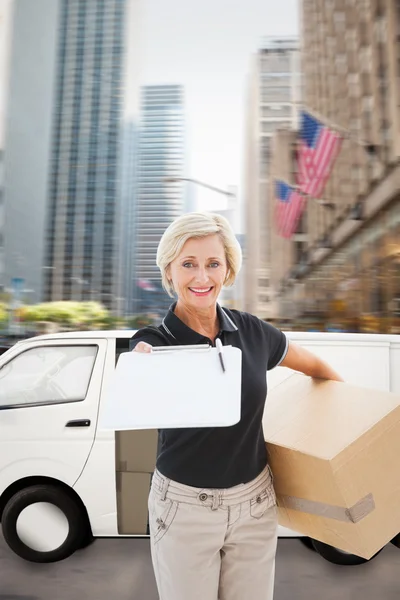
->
xmin=2 ymin=0 xmax=141 ymax=312
xmin=243 ymin=36 xmax=300 ymax=319
xmin=270 ymin=0 xmax=400 ymax=333
xmin=210 ymin=185 xmax=244 ymax=310
xmin=132 ymin=84 xmax=185 ymax=318
xmin=0 ymin=0 xmax=12 ymax=152
xmin=0 ymin=149 xmax=4 ymax=289
xmin=0 ymin=1 xmax=12 ymax=295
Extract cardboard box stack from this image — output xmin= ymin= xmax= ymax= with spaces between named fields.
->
xmin=263 ymin=373 xmax=400 ymax=559
xmin=115 ymin=429 xmax=158 ymax=534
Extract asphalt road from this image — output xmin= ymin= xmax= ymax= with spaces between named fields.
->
xmin=0 ymin=535 xmax=399 ymax=600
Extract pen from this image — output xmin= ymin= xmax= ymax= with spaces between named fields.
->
xmin=215 ymin=338 xmax=226 ymax=373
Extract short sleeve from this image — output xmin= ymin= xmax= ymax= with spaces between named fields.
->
xmin=129 ymin=327 xmax=170 ymax=351
xmin=259 ymin=320 xmax=288 ymax=370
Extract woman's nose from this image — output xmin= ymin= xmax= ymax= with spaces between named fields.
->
xmin=194 ymin=268 xmax=208 ymax=283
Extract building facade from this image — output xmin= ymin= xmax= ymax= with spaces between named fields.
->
xmin=0 ymin=0 xmax=13 ymax=293
xmin=243 ymin=37 xmax=300 ymax=319
xmin=44 ymin=0 xmax=141 ymax=312
xmin=273 ymin=0 xmax=400 ymax=333
xmin=132 ymin=84 xmax=185 ymax=317
xmin=3 ymin=0 xmax=140 ymax=310
xmin=3 ymin=0 xmax=60 ymax=304
xmin=210 ymin=186 xmax=244 ymax=310
xmin=0 ymin=149 xmax=4 ymax=290
xmin=0 ymin=0 xmax=13 ymax=149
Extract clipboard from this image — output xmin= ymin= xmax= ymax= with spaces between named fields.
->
xmin=99 ymin=343 xmax=242 ymax=430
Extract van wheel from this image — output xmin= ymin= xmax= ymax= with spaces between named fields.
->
xmin=2 ymin=484 xmax=87 ymax=563
xmin=311 ymin=539 xmax=382 ymax=566
xmin=79 ymin=527 xmax=95 ymax=549
xmin=299 ymin=536 xmax=316 ymax=551
xmin=390 ymin=533 xmax=400 ymax=548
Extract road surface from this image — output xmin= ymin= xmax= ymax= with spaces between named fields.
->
xmin=0 ymin=535 xmax=399 ymax=599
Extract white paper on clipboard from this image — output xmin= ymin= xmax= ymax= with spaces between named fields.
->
xmin=99 ymin=344 xmax=242 ymax=430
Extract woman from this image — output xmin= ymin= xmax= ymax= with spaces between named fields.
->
xmin=131 ymin=212 xmax=342 ymax=600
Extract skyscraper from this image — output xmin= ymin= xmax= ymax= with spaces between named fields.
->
xmin=133 ymin=84 xmax=185 ymax=317
xmin=243 ymin=37 xmax=300 ymax=318
xmin=3 ymin=0 xmax=140 ymax=309
xmin=0 ymin=0 xmax=13 ymax=292
xmin=0 ymin=0 xmax=13 ymax=150
xmin=44 ymin=0 xmax=140 ymax=311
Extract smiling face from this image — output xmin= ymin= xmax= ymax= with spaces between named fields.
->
xmin=167 ymin=234 xmax=228 ymax=311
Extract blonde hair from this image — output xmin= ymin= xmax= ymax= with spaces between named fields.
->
xmin=156 ymin=212 xmax=243 ymax=297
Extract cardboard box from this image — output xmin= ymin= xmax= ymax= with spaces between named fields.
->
xmin=116 ymin=472 xmax=152 ymax=535
xmin=115 ymin=429 xmax=158 ymax=473
xmin=263 ymin=373 xmax=400 ymax=559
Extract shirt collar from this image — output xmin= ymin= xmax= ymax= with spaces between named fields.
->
xmin=162 ymin=302 xmax=237 ymax=344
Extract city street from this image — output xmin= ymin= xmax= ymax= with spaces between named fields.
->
xmin=0 ymin=534 xmax=399 ymax=600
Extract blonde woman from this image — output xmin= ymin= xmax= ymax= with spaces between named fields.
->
xmin=130 ymin=212 xmax=342 ymax=600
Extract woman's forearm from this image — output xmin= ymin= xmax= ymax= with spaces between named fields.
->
xmin=307 ymin=356 xmax=343 ymax=382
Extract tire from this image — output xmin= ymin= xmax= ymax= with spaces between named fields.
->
xmin=311 ymin=539 xmax=382 ymax=566
xmin=390 ymin=533 xmax=400 ymax=548
xmin=79 ymin=527 xmax=95 ymax=549
xmin=2 ymin=484 xmax=87 ymax=563
xmin=299 ymin=536 xmax=316 ymax=551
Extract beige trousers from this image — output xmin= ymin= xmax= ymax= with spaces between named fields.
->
xmin=148 ymin=465 xmax=278 ymax=600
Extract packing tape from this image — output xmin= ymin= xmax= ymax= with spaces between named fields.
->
xmin=278 ymin=492 xmax=375 ymax=524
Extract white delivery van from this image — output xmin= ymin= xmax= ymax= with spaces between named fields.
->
xmin=0 ymin=330 xmax=399 ymax=566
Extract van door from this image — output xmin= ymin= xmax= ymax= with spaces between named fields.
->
xmin=0 ymin=338 xmax=107 ymax=493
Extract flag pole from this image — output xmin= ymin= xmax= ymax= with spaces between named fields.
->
xmin=274 ymin=177 xmax=335 ymax=210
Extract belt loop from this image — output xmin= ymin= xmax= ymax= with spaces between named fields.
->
xmin=267 ymin=464 xmax=274 ymax=484
xmin=160 ymin=476 xmax=170 ymax=501
xmin=211 ymin=491 xmax=219 ymax=511
xmin=211 ymin=490 xmax=222 ymax=511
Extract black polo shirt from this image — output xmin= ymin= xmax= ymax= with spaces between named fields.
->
xmin=130 ymin=304 xmax=288 ymax=489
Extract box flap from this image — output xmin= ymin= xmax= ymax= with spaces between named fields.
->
xmin=263 ymin=373 xmax=400 ymax=459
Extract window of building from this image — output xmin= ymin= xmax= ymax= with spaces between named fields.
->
xmin=345 ymin=29 xmax=357 ymax=52
xmin=261 ymin=105 xmax=292 ymax=118
xmin=348 ymin=73 xmax=360 ymax=97
xmin=349 ymin=118 xmax=361 ymax=133
xmin=261 ymin=87 xmax=291 ymax=102
xmin=261 ymin=120 xmax=291 ymax=134
xmin=375 ymin=16 xmax=387 ymax=44
xmin=335 ymin=53 xmax=348 ymax=74
xmin=334 ymin=11 xmax=346 ymax=32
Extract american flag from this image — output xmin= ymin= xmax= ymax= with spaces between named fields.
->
xmin=275 ymin=180 xmax=306 ymax=239
xmin=297 ymin=110 xmax=342 ymax=198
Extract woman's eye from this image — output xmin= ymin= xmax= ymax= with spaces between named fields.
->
xmin=209 ymin=262 xmax=220 ymax=268
xmin=183 ymin=262 xmax=193 ymax=268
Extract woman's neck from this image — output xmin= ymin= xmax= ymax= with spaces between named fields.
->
xmin=174 ymin=301 xmax=219 ymax=341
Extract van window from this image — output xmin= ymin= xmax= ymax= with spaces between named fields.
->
xmin=0 ymin=345 xmax=98 ymax=408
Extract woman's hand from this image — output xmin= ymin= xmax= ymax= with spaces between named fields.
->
xmin=132 ymin=341 xmax=153 ymax=353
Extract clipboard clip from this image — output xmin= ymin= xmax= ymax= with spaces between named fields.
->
xmin=152 ymin=342 xmax=227 ymax=374
xmin=151 ymin=344 xmax=211 ymax=354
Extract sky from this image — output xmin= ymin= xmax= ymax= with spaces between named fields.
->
xmin=139 ymin=0 xmax=299 ymax=215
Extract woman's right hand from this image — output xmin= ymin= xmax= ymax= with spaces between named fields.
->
xmin=132 ymin=341 xmax=153 ymax=353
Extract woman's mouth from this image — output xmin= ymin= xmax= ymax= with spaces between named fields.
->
xmin=189 ymin=287 xmax=213 ymax=297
